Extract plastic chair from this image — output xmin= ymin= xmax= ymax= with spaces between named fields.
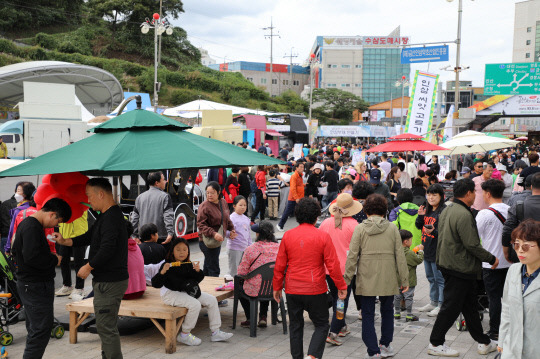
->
xmin=232 ymin=262 xmax=287 ymax=338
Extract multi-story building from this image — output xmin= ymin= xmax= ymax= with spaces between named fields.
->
xmin=199 ymin=48 xmax=216 ymax=67
xmin=208 ymin=62 xmax=310 ymax=97
xmin=308 ymin=31 xmax=411 ymax=105
xmin=443 ymin=81 xmax=489 ymax=115
xmin=512 ymin=0 xmax=540 ymax=63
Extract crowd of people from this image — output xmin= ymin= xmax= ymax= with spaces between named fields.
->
xmin=1 ymin=139 xmax=540 ymax=358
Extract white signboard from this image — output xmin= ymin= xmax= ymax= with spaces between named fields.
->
xmin=476 ymin=95 xmax=540 ymax=116
xmin=319 ymin=126 xmax=370 ymax=138
xmin=405 ymin=71 xmax=439 ymax=136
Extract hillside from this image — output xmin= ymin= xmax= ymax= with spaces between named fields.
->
xmin=0 ymin=22 xmax=308 ymax=116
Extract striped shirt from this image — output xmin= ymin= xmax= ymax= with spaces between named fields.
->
xmin=266 ymin=178 xmax=281 ymax=197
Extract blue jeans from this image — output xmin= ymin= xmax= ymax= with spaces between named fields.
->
xmin=278 ymin=200 xmax=296 ymax=228
xmin=326 ymin=275 xmax=352 ymax=334
xmin=322 ymin=191 xmax=338 ymax=208
xmin=199 ymin=241 xmax=221 ymax=277
xmin=0 ymin=236 xmax=7 ymax=253
xmin=424 ymin=260 xmax=444 ymax=306
xmin=361 ymin=295 xmax=394 ymax=356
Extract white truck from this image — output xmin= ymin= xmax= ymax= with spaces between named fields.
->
xmin=0 ymin=82 xmax=95 ymax=159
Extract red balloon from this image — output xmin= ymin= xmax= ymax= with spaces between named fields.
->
xmin=310 ymin=53 xmax=315 ymax=58
xmin=66 ymin=184 xmax=88 ymax=205
xmin=34 ymin=184 xmax=56 ymax=210
xmin=402 ymin=75 xmax=406 ymax=80
xmin=42 ymin=174 xmax=51 ymax=185
xmin=153 ymin=13 xmax=160 ymax=19
xmin=49 ymin=172 xmax=89 ymax=193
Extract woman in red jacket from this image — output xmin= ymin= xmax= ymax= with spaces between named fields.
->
xmin=222 ymin=167 xmax=240 ymax=213
xmin=273 ymin=198 xmax=346 ymax=359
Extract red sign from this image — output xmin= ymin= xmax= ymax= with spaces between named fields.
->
xmin=265 ymin=64 xmax=288 ymax=73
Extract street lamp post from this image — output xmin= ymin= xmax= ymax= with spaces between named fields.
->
xmin=394 ymin=76 xmax=411 ymax=127
xmin=141 ymin=13 xmax=173 ymax=113
xmin=447 ymin=0 xmax=468 ymax=120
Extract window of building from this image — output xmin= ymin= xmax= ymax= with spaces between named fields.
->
xmin=526 ymin=53 xmax=531 ymax=58
xmin=261 ymin=78 xmax=267 ymax=84
xmin=293 ymin=80 xmax=299 ymax=86
xmin=282 ymin=80 xmax=289 ymax=85
xmin=247 ymin=77 xmax=253 ymax=82
xmin=341 ymin=64 xmax=351 ymax=69
xmin=527 ymin=40 xmax=532 ymax=45
xmin=327 ymin=83 xmax=337 ymax=88
xmin=355 ymin=64 xmax=362 ymax=69
xmin=272 ymin=79 xmax=277 ymax=85
xmin=355 ymin=84 xmax=362 ymax=88
xmin=341 ymin=83 xmax=351 ymax=88
xmin=528 ymin=27 xmax=532 ymax=32
xmin=501 ymin=119 xmax=506 ymax=125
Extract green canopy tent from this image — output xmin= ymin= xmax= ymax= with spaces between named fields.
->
xmin=0 ymin=110 xmax=285 ymax=177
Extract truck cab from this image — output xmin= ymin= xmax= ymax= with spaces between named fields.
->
xmin=0 ymin=132 xmax=23 ymax=159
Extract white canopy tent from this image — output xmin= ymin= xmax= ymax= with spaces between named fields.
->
xmin=428 ymin=130 xmax=519 ymax=155
xmin=162 ymin=99 xmax=281 ymax=118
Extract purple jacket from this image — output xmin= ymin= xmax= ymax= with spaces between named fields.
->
xmin=6 ymin=201 xmax=32 ymax=252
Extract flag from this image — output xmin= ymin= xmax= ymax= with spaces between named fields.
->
xmin=442 ymin=105 xmax=454 ymax=142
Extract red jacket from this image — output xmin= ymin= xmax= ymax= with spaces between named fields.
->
xmin=273 ymin=223 xmax=346 ymax=295
xmin=255 ymin=170 xmax=266 ymax=193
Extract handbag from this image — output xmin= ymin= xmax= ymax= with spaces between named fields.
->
xmin=202 ymin=200 xmax=224 ymax=249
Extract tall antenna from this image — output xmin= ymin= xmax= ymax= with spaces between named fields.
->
xmin=284 ymin=47 xmax=298 ymax=91
xmin=263 ymin=17 xmax=280 ymax=96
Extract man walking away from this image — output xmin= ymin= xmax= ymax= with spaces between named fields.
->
xmin=427 ymin=179 xmax=499 ymax=357
xmin=131 ymin=171 xmax=174 ymax=245
xmin=13 ymin=198 xmax=71 ymax=359
xmin=54 ymin=178 xmax=129 ymax=359
xmin=476 ymin=179 xmax=511 ymax=341
xmin=277 ymin=163 xmax=304 ymax=231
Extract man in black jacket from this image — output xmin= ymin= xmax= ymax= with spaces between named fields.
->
xmin=13 ymin=198 xmax=71 ymax=359
xmin=54 ymin=178 xmax=128 ymax=359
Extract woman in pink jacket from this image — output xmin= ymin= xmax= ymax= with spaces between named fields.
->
xmin=236 ymin=221 xmax=279 ymax=328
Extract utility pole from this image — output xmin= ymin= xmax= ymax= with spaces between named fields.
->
xmin=284 ymin=47 xmax=298 ymax=91
xmin=158 ymin=0 xmax=163 ymax=64
xmin=263 ymin=18 xmax=279 ymax=97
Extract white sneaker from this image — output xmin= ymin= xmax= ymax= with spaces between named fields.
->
xmin=55 ymin=286 xmax=73 ymax=297
xmin=276 ymin=225 xmax=284 ymax=232
xmin=427 ymin=344 xmax=459 ymax=357
xmin=427 ymin=306 xmax=441 ymax=317
xmin=477 ymin=340 xmax=497 ymax=355
xmin=69 ymin=288 xmax=84 ymax=300
xmin=210 ymin=329 xmax=233 ymax=342
xmin=419 ymin=303 xmax=436 ymax=312
xmin=380 ymin=344 xmax=395 ymax=358
xmin=178 ymin=333 xmax=202 ymax=346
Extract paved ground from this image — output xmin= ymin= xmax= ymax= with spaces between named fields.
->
xmin=3 ymin=216 xmax=500 ymax=359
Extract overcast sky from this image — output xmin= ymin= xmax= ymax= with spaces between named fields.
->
xmin=173 ymin=0 xmax=517 ymax=91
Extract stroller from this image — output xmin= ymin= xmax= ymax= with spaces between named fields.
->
xmin=0 ymin=251 xmax=65 ymax=346
xmin=454 ymin=279 xmax=489 ymax=331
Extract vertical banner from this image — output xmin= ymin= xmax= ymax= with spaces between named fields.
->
xmin=293 ymin=143 xmax=303 ymax=160
xmin=405 ymin=70 xmax=439 ymax=137
xmin=309 ymin=119 xmax=318 ymax=144
xmin=442 ymin=105 xmax=454 ymax=142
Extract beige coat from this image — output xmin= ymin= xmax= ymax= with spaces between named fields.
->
xmin=344 ymin=216 xmax=409 ymax=296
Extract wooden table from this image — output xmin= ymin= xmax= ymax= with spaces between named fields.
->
xmin=65 ymin=277 xmax=233 ymax=354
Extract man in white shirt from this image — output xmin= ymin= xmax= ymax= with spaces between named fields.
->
xmin=379 ymin=154 xmax=392 ymax=177
xmin=476 ymin=179 xmax=511 ymax=341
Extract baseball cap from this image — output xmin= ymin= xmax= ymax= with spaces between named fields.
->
xmin=369 ymin=169 xmax=381 ymax=184
xmin=460 ymin=166 xmax=471 ymax=175
xmin=496 ymin=163 xmax=507 ymax=172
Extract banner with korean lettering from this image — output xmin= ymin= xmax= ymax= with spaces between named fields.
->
xmin=405 ymin=70 xmax=439 ymax=137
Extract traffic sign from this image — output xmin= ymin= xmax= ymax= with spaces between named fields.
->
xmin=485 ymin=62 xmax=540 ymax=95
xmin=400 ymin=45 xmax=449 ymax=64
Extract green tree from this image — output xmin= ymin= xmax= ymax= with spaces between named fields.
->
xmin=0 ymin=0 xmax=84 ymax=31
xmin=312 ymin=88 xmax=369 ymax=121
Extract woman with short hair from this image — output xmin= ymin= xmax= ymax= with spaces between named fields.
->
xmin=344 ymin=194 xmax=409 ymax=359
xmin=498 ymin=219 xmax=540 ymax=358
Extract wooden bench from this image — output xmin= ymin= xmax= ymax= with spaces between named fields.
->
xmin=65 ymin=277 xmax=233 ymax=354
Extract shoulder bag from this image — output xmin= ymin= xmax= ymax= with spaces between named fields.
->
xmin=202 ymin=200 xmax=224 ymax=249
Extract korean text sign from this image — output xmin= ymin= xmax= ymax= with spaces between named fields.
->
xmin=405 ymin=71 xmax=439 ymax=137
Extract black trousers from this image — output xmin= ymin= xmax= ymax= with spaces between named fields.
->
xmin=17 ymin=280 xmax=55 ymax=359
xmin=251 ymin=189 xmax=266 ymax=222
xmin=430 ymin=272 xmax=491 ymax=347
xmin=58 ymin=244 xmax=87 ymax=289
xmin=482 ymin=268 xmax=509 ymax=336
xmin=286 ymin=293 xmax=329 ymax=359
xmin=239 ymin=297 xmax=269 ymax=320
xmin=198 ymin=241 xmax=221 ymax=277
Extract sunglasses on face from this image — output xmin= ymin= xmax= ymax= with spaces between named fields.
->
xmin=512 ymin=242 xmax=538 ymax=252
